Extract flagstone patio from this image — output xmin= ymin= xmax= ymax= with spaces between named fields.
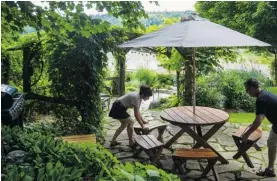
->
xmin=103 ymin=100 xmax=277 ymax=181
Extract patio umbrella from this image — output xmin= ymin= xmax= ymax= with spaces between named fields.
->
xmin=119 ymin=16 xmax=271 ymax=113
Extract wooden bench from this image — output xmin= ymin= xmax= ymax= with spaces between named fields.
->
xmin=134 ymin=135 xmax=164 ymax=165
xmin=57 ymin=134 xmax=96 ymax=143
xmin=173 ymin=148 xmax=219 ymax=181
xmin=134 ymin=120 xmax=167 ymax=142
xmin=232 ymin=126 xmax=262 ymax=168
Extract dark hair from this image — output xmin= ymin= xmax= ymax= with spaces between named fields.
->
xmin=139 ymin=85 xmax=153 ymax=97
xmin=244 ymin=78 xmax=260 ymax=88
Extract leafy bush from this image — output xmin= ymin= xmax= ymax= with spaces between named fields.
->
xmin=125 ymin=79 xmax=141 ymax=93
xmin=150 ymin=94 xmax=179 ymax=110
xmin=196 ymin=83 xmax=225 ymax=109
xmin=154 ymin=74 xmax=174 ymax=89
xmin=2 ymin=126 xmax=180 ymax=181
xmin=126 ymin=70 xmax=174 ymax=92
xmin=133 ymin=68 xmax=157 ymax=87
xmin=196 ymin=70 xmax=268 ymax=112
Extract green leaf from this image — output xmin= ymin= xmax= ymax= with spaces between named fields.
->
xmin=120 ymin=169 xmax=135 ymax=180
xmin=22 ymin=175 xmax=33 ymax=181
xmin=81 ymin=30 xmax=90 ymax=38
xmin=146 ymin=170 xmax=160 ymax=177
xmin=33 ymin=145 xmax=42 ymax=153
xmin=134 ymin=175 xmax=145 ymax=181
xmin=46 ymin=162 xmax=53 ymax=172
xmin=64 ymin=23 xmax=75 ymax=32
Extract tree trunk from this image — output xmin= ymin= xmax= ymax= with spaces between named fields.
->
xmin=175 ymin=47 xmax=193 ymax=106
xmin=22 ymin=47 xmax=32 ymax=93
xmin=119 ymin=57 xmax=125 ymax=96
xmin=183 ymin=57 xmax=193 ymax=105
xmin=1 ymin=53 xmax=10 ymax=84
xmin=176 ymin=70 xmax=180 ymax=103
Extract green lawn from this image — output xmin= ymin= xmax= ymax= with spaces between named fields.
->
xmin=229 ymin=112 xmax=271 ymax=131
xmin=268 ymin=87 xmax=277 ymax=95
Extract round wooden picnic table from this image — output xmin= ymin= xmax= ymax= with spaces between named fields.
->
xmin=160 ymin=106 xmax=230 ymax=164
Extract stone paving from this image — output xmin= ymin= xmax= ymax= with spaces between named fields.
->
xmin=103 ymin=100 xmax=277 ymax=181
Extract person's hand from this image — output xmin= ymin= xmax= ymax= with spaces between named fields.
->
xmin=142 ymin=120 xmax=148 ymax=124
xmin=142 ymin=125 xmax=149 ymax=133
xmin=241 ymin=133 xmax=250 ymax=144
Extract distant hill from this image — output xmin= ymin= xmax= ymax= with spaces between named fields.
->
xmin=92 ymin=10 xmax=196 ymax=27
xmin=22 ymin=10 xmax=196 ymax=34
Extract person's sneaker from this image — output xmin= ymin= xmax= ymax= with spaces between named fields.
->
xmin=256 ymin=168 xmax=276 ymax=177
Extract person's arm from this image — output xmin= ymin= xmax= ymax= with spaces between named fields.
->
xmin=242 ymin=114 xmax=264 ymax=143
xmin=242 ymin=99 xmax=266 ymax=143
xmin=138 ymin=111 xmax=148 ymax=124
xmin=134 ymin=106 xmax=146 ymax=128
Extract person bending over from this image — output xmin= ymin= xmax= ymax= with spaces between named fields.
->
xmin=242 ymin=78 xmax=277 ymax=177
xmin=109 ymin=85 xmax=152 ymax=147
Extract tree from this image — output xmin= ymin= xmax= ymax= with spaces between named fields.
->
xmin=155 ymin=17 xmax=237 ymax=105
xmin=1 ymin=1 xmax=147 ymax=135
xmin=195 ymin=1 xmax=277 ymax=84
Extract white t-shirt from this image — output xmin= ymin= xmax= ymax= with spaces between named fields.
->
xmin=117 ymin=92 xmax=141 ymax=109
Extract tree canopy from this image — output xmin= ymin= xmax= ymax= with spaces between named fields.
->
xmin=195 ymin=1 xmax=277 ymax=84
xmin=1 ymin=1 xmax=147 ymax=135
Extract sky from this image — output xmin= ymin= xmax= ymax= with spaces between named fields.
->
xmin=142 ymin=1 xmax=196 ymax=12
xmin=32 ymin=1 xmax=196 ymax=15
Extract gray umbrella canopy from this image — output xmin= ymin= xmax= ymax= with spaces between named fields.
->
xmin=119 ymin=19 xmax=270 ymax=48
xmin=119 ymin=17 xmax=270 ymax=114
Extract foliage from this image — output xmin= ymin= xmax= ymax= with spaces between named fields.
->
xmin=196 ymin=77 xmax=225 ymax=109
xmin=133 ymin=68 xmax=157 ymax=87
xmin=126 ymin=69 xmax=174 ymax=92
xmin=195 ymin=2 xmax=277 ymax=47
xmin=1 ymin=1 xmax=148 ymax=135
xmin=150 ymin=95 xmax=179 ymax=110
xmin=2 ymin=126 xmax=180 ymax=181
xmin=154 ymin=74 xmax=174 ymax=89
xmin=196 ymin=70 xmax=268 ymax=112
xmin=195 ymin=1 xmax=277 ymax=82
xmin=92 ymin=10 xmax=195 ymax=27
xmin=126 ymin=79 xmax=141 ymax=93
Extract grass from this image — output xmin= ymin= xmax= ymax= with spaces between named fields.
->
xmin=241 ymin=51 xmax=274 ymax=65
xmin=268 ymin=87 xmax=277 ymax=95
xmin=229 ymin=112 xmax=271 ymax=131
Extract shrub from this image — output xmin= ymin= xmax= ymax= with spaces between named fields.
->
xmin=196 ymin=69 xmax=268 ymax=112
xmin=196 ymin=83 xmax=225 ymax=109
xmin=150 ymin=94 xmax=179 ymax=110
xmin=133 ymin=68 xmax=157 ymax=87
xmin=154 ymin=73 xmax=174 ymax=89
xmin=2 ymin=126 xmax=180 ymax=181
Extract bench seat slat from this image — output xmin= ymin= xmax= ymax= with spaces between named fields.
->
xmin=135 ymin=135 xmax=163 ymax=150
xmin=135 ymin=135 xmax=152 ymax=149
xmin=233 ymin=127 xmax=262 ymax=142
xmin=174 ymin=148 xmax=218 ymax=159
xmin=142 ymin=135 xmax=157 ymax=148
xmin=58 ymin=134 xmax=96 ymax=143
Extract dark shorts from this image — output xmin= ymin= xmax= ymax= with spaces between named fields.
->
xmin=109 ymin=101 xmax=130 ymax=120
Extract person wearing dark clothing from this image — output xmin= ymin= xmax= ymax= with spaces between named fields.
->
xmin=242 ymin=78 xmax=277 ymax=177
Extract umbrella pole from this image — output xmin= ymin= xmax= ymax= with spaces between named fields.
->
xmin=192 ymin=48 xmax=196 ymax=114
